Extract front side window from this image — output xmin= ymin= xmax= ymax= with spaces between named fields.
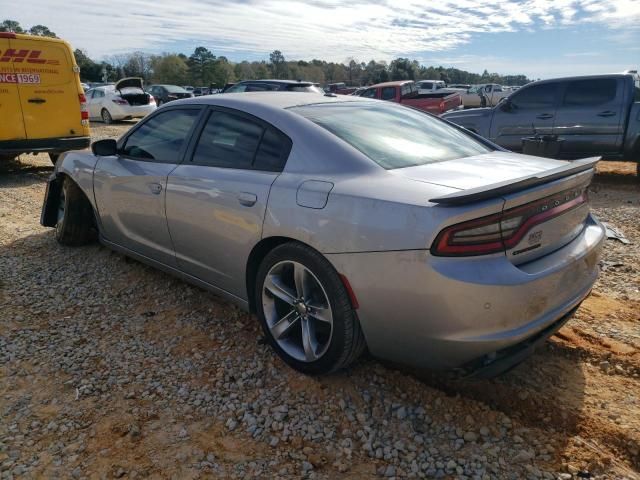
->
xmin=121 ymin=109 xmax=200 ymax=163
xmin=291 ymin=102 xmax=491 ymax=169
xmin=381 ymin=87 xmax=396 ymax=101
xmin=360 ymin=88 xmax=376 ymax=98
xmin=226 ymin=83 xmax=248 ymax=93
xmin=563 ymin=79 xmax=617 ymax=106
xmin=511 ymin=83 xmax=558 ymax=109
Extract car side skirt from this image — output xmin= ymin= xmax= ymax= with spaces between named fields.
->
xmin=99 ymin=236 xmax=251 ymax=312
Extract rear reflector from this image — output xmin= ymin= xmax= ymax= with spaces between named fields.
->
xmin=339 ymin=274 xmax=359 ymax=309
xmin=78 ymin=93 xmax=89 ymax=120
xmin=431 ymin=187 xmax=587 ymax=256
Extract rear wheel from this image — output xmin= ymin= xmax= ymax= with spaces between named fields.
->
xmin=55 ymin=178 xmax=96 ymax=246
xmin=101 ymin=108 xmax=113 ymax=124
xmin=255 ymin=242 xmax=365 ymax=374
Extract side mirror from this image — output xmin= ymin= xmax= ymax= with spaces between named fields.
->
xmin=91 ymin=139 xmax=118 ymax=156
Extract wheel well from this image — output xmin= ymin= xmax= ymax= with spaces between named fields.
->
xmin=245 ymin=236 xmax=295 ymax=313
xmin=57 ymin=174 xmax=98 ymax=229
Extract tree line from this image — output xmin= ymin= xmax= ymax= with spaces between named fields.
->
xmin=2 ymin=19 xmax=532 ymax=87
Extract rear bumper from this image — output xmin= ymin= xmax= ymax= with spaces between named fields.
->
xmin=0 ymin=136 xmax=91 ymax=155
xmin=326 ymin=214 xmax=605 ymax=371
xmin=109 ymin=103 xmax=156 ymax=119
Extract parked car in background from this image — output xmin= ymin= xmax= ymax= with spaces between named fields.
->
xmin=81 ymin=82 xmax=90 ymax=92
xmin=0 ymin=32 xmax=90 ymax=165
xmin=86 ymin=78 xmax=156 ymax=124
xmin=183 ymin=86 xmax=194 ymax=93
xmin=415 ymin=80 xmax=446 ymax=93
xmin=461 ymin=84 xmax=510 ymax=108
xmin=351 ymin=87 xmax=367 ymax=96
xmin=442 ymin=74 xmax=640 ymax=167
xmin=42 ymin=92 xmax=605 ymax=376
xmin=448 ymin=83 xmax=471 ymax=90
xmin=224 ymin=79 xmax=324 ymax=94
xmin=146 ymin=85 xmax=193 ymax=105
xmin=326 ymin=82 xmax=359 ymax=95
xmin=193 ymin=87 xmax=210 ymax=96
xmin=359 ymin=80 xmax=462 ymax=115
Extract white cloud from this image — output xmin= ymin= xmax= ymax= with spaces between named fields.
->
xmin=6 ymin=0 xmax=640 ymax=68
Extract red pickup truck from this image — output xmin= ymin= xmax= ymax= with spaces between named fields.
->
xmin=358 ymin=80 xmax=463 ymax=115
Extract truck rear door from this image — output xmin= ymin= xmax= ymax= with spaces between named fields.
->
xmin=490 ymin=81 xmax=560 ymax=151
xmin=552 ymin=77 xmax=624 ymax=157
xmin=0 ymin=34 xmax=26 ymax=143
xmin=9 ymin=36 xmax=85 ymax=140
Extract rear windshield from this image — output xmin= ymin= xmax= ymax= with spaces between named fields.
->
xmin=285 ymin=84 xmax=324 ymax=93
xmin=164 ymin=85 xmax=188 ymax=93
xmin=291 ymin=102 xmax=491 ymax=169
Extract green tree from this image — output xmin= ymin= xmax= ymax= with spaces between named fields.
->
xmin=188 ymin=46 xmax=217 ymax=85
xmin=29 ymin=25 xmax=57 ymax=37
xmin=152 ymin=54 xmax=189 ymax=84
xmin=0 ymin=19 xmax=24 ymax=33
xmin=74 ymin=49 xmax=103 ymax=82
xmin=269 ymin=50 xmax=288 ymax=79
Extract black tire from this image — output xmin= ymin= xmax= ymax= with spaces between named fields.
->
xmin=48 ymin=153 xmax=60 ymax=165
xmin=156 ymin=99 xmax=163 ymax=107
xmin=55 ymin=178 xmax=97 ymax=246
xmin=101 ymin=108 xmax=113 ymax=124
xmin=255 ymin=242 xmax=366 ymax=375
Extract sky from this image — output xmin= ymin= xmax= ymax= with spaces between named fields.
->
xmin=2 ymin=0 xmax=639 ymax=79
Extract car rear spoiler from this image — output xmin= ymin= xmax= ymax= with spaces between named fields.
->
xmin=429 ymin=157 xmax=600 ymax=205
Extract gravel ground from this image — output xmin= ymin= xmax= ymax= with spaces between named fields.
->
xmin=1 ymin=122 xmax=639 ymax=480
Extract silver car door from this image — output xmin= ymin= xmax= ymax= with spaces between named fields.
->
xmin=552 ymin=77 xmax=624 ymax=157
xmin=489 ymin=81 xmax=560 ymax=151
xmin=166 ymin=107 xmax=291 ymax=298
xmin=93 ymin=107 xmax=202 ymax=266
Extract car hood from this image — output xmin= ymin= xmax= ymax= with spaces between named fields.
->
xmin=441 ymin=107 xmax=492 ymax=122
xmin=115 ymin=77 xmax=144 ymax=91
xmin=390 ymin=151 xmax=569 ymax=191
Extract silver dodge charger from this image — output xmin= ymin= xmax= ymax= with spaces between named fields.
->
xmin=41 ymin=92 xmax=605 ymax=376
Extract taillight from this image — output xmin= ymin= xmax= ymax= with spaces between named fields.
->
xmin=149 ymin=95 xmax=156 ymax=104
xmin=112 ymin=98 xmax=128 ymax=105
xmin=439 ymin=100 xmax=445 ymax=111
xmin=431 ymin=188 xmax=588 ymax=257
xmin=78 ymin=93 xmax=89 ymax=121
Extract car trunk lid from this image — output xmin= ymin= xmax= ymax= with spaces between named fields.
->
xmin=114 ymin=77 xmax=151 ymax=106
xmin=398 ymin=152 xmax=598 ymax=264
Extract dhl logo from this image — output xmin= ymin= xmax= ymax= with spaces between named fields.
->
xmin=0 ymin=49 xmax=60 ymax=65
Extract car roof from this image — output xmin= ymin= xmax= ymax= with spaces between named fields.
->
xmin=369 ymin=80 xmax=413 ymax=88
xmin=237 ymin=79 xmax=315 ymax=85
xmin=170 ymin=91 xmax=368 ymax=111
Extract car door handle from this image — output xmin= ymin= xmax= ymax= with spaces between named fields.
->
xmin=28 ymin=98 xmax=46 ymax=104
xmin=148 ymin=183 xmax=162 ymax=195
xmin=536 ymin=113 xmax=553 ymax=119
xmin=238 ymin=192 xmax=257 ymax=207
xmin=597 ymin=111 xmax=616 ymax=117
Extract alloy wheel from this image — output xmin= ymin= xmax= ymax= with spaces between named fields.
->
xmin=262 ymin=260 xmax=334 ymax=362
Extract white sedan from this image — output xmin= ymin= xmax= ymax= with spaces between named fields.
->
xmin=86 ymin=78 xmax=156 ymax=124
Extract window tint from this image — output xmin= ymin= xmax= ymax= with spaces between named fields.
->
xmin=563 ymin=79 xmax=617 ymax=106
xmin=381 ymin=87 xmax=396 ymax=101
xmin=192 ymin=111 xmax=263 ymax=169
xmin=421 ymin=82 xmax=433 ymax=90
xmin=226 ymin=83 xmax=248 ymax=93
xmin=254 ymin=127 xmax=292 ymax=171
xmin=291 ymin=102 xmax=491 ymax=169
xmin=122 ymin=109 xmax=199 ymax=162
xmin=360 ymin=88 xmax=376 ymax=98
xmin=511 ymin=83 xmax=557 ymax=109
xmin=244 ymin=83 xmax=278 ymax=92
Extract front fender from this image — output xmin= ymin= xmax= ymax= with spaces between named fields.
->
xmin=40 ymin=150 xmax=99 ymax=227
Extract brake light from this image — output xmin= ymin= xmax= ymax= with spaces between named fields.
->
xmin=439 ymin=100 xmax=445 ymax=112
xmin=78 ymin=93 xmax=89 ymax=121
xmin=112 ymin=98 xmax=128 ymax=105
xmin=431 ymin=188 xmax=588 ymax=256
xmin=0 ymin=33 xmax=16 ymax=39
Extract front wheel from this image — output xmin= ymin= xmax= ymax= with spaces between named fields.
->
xmin=101 ymin=108 xmax=113 ymax=124
xmin=255 ymin=243 xmax=366 ymax=374
xmin=55 ymin=178 xmax=96 ymax=246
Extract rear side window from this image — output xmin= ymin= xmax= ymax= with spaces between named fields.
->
xmin=563 ymin=79 xmax=617 ymax=106
xmin=122 ymin=109 xmax=200 ymax=162
xmin=511 ymin=83 xmax=557 ymax=109
xmin=360 ymin=88 xmax=376 ymax=98
xmin=381 ymin=87 xmax=396 ymax=101
xmin=192 ymin=110 xmax=291 ymax=171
